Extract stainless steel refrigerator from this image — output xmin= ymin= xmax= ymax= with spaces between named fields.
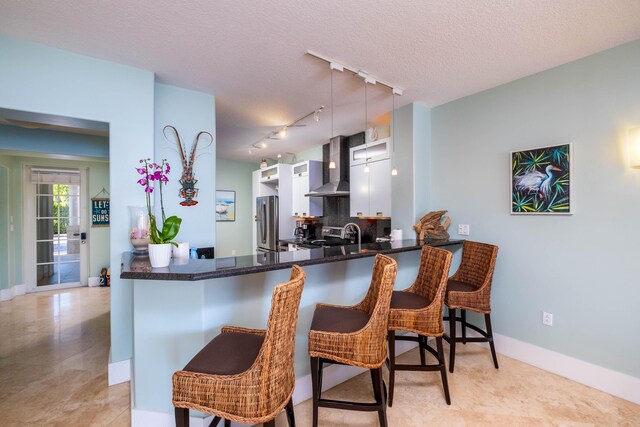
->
xmin=256 ymin=195 xmax=279 ymax=252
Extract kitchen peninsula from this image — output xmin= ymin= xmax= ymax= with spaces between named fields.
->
xmin=122 ymin=239 xmax=462 ymax=420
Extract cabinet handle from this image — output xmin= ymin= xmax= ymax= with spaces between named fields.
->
xmin=267 ymin=176 xmax=270 ymax=179
xmin=357 ymin=212 xmax=363 ymax=216
xmin=376 ymin=212 xmax=383 ymax=216
xmin=302 ymin=212 xmax=306 ymax=216
xmin=298 ymin=173 xmax=302 ymax=177
xmin=294 ymin=212 xmax=298 ymax=216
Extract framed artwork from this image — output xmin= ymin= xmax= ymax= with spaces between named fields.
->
xmin=511 ymin=143 xmax=572 ymax=215
xmin=216 ymin=190 xmax=236 ymax=221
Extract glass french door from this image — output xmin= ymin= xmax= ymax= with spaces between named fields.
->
xmin=30 ymin=168 xmax=87 ymax=289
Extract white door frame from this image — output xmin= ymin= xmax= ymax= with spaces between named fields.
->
xmin=23 ymin=164 xmax=90 ymax=292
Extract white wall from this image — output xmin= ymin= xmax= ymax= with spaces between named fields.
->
xmin=431 ymin=39 xmax=640 ymax=378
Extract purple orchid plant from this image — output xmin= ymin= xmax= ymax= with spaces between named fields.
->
xmin=136 ymin=159 xmax=182 ymax=246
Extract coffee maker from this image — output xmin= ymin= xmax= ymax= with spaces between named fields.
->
xmin=294 ymin=220 xmax=313 ymax=242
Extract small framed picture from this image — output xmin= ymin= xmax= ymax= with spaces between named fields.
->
xmin=511 ymin=143 xmax=573 ymax=215
xmin=216 ymin=190 xmax=236 ymax=221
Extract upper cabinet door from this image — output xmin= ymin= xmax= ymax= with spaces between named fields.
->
xmin=350 ymin=138 xmax=390 ymax=166
xmin=368 ymin=159 xmax=391 ymax=217
xmin=259 ymin=165 xmax=279 ymax=182
xmin=350 ymin=164 xmax=369 ymax=217
xmin=292 ymin=175 xmax=303 ymax=216
xmin=291 ymin=160 xmax=323 ymax=217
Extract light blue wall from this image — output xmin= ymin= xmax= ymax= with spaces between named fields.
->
xmin=154 ymin=83 xmax=216 ymax=248
xmin=413 ymin=103 xmax=431 ymax=216
xmin=0 ymin=165 xmax=8 ymax=290
xmin=216 ymin=158 xmax=256 ymax=257
xmin=431 ymin=39 xmax=640 ymax=377
xmin=0 ymin=124 xmax=108 ymax=158
xmin=0 ymin=155 xmax=19 ymax=290
xmin=0 ymin=34 xmax=155 ymax=363
xmin=391 ymin=102 xmax=433 ymax=238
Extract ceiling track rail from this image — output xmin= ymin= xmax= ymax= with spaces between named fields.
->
xmin=306 ymin=50 xmax=404 ymax=95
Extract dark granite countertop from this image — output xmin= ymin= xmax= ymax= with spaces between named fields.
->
xmin=120 ymin=239 xmax=463 ymax=281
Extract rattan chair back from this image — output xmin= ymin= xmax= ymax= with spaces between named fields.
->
xmin=259 ymin=265 xmax=306 ymax=411
xmin=172 ymin=265 xmax=305 ymax=424
xmin=453 ymin=240 xmax=498 ymax=288
xmin=447 ymin=240 xmax=498 ymax=313
xmin=410 ymin=245 xmax=453 ymax=304
xmin=308 ymin=254 xmax=398 ymax=369
xmin=391 ymin=245 xmax=452 ymax=336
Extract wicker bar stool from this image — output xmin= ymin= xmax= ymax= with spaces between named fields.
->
xmin=308 ymin=254 xmax=398 ymax=427
xmin=387 ymin=245 xmax=453 ymax=406
xmin=172 ymin=265 xmax=306 ymax=427
xmin=443 ymin=240 xmax=499 ymax=373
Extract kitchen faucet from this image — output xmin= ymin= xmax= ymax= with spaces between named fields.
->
xmin=342 ymin=223 xmax=361 ymax=248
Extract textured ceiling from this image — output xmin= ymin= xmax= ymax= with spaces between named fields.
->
xmin=2 ymin=0 xmax=640 ymax=161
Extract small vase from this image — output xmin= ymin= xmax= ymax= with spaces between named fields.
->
xmin=129 ymin=206 xmax=150 ymax=255
xmin=148 ymin=243 xmax=172 ymax=268
xmin=172 ymin=242 xmax=189 ymax=259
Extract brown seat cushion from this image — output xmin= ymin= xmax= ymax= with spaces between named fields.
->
xmin=183 ymin=331 xmax=264 ymax=375
xmin=447 ymin=279 xmax=478 ymax=293
xmin=310 ymin=305 xmax=370 ymax=333
xmin=390 ymin=291 xmax=430 ymax=310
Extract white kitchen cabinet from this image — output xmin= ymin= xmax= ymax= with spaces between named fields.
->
xmin=368 ymin=158 xmax=392 ymax=217
xmin=291 ymin=161 xmax=323 ymax=217
xmin=350 ymin=163 xmax=369 ymax=217
xmin=349 ymin=150 xmax=391 ymax=218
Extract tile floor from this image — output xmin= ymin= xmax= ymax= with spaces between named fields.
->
xmin=1 ymin=288 xmax=638 ymax=426
xmin=0 ymin=287 xmax=129 ymax=426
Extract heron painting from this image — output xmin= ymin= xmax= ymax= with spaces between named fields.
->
xmin=511 ymin=143 xmax=572 ymax=214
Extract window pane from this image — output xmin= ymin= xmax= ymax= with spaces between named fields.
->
xmin=37 ymin=264 xmax=58 ymax=286
xmin=36 ymin=195 xmax=54 ymax=218
xmin=59 ymin=262 xmax=80 ymax=284
xmin=36 ymin=240 xmax=55 ymax=264
xmin=36 ymin=219 xmax=55 ymax=242
xmin=57 ymin=218 xmax=69 ymax=237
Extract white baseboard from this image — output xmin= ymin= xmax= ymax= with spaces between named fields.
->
xmin=492 ymin=333 xmax=640 ymax=405
xmin=446 ymin=320 xmax=640 ymax=405
xmin=0 ymin=284 xmax=26 ymax=301
xmin=130 ymin=339 xmax=419 ymax=427
xmin=132 ymin=409 xmax=220 ymax=427
xmin=108 ymin=357 xmax=131 ymax=386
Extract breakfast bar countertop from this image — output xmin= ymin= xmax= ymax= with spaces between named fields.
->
xmin=120 ymin=239 xmax=463 ymax=281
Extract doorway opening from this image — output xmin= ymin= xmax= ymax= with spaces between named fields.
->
xmin=32 ymin=168 xmax=86 ymax=289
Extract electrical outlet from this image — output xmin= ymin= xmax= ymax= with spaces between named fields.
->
xmin=542 ymin=312 xmax=553 ymax=326
xmin=457 ymin=224 xmax=470 ymax=236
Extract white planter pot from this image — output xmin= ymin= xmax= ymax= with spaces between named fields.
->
xmin=148 ymin=243 xmax=172 ymax=268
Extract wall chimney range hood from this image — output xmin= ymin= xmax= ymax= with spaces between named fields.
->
xmin=306 ymin=136 xmax=349 ymax=197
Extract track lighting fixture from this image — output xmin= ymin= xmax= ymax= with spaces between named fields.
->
xmin=248 ymin=106 xmax=324 ymax=154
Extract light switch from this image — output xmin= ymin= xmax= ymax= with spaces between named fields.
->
xmin=458 ymin=224 xmax=470 ymax=236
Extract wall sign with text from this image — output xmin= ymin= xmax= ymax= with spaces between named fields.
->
xmin=91 ymin=198 xmax=110 ymax=227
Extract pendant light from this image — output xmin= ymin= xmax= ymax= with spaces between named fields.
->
xmin=391 ymin=90 xmax=398 ymax=176
xmin=328 ymin=69 xmax=336 ymax=169
xmin=363 ymin=80 xmax=370 ymax=173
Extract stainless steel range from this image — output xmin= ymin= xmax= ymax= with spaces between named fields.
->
xmin=305 ymin=225 xmax=359 ymax=247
